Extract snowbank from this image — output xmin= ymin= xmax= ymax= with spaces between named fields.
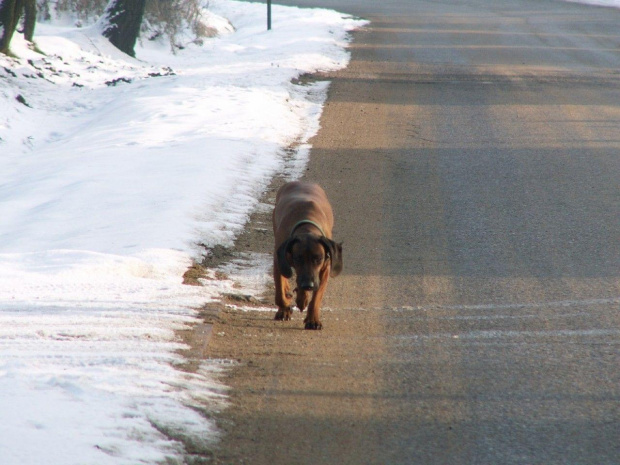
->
xmin=0 ymin=1 xmax=366 ymax=462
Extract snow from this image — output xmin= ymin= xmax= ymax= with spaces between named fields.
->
xmin=564 ymin=0 xmax=620 ymax=6
xmin=0 ymin=1 xmax=366 ymax=463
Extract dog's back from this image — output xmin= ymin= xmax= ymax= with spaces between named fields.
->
xmin=273 ymin=181 xmax=334 ymax=246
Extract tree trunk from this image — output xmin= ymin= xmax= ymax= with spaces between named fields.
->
xmin=101 ymin=0 xmax=146 ymax=57
xmin=22 ymin=0 xmax=35 ymax=42
xmin=0 ymin=0 xmax=21 ymax=54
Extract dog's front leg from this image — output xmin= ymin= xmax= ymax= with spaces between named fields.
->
xmin=274 ymin=259 xmax=293 ymax=321
xmin=303 ymin=266 xmax=330 ymax=330
xmin=295 ymin=289 xmax=311 ymax=313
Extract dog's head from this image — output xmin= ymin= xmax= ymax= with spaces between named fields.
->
xmin=277 ymin=234 xmax=343 ymax=291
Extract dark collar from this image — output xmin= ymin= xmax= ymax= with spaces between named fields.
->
xmin=290 ymin=220 xmax=325 ymax=237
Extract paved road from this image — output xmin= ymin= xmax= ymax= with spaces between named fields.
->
xmin=207 ymin=0 xmax=620 ymax=463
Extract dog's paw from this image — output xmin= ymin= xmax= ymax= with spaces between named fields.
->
xmin=304 ymin=320 xmax=322 ymax=330
xmin=274 ymin=307 xmax=292 ymax=321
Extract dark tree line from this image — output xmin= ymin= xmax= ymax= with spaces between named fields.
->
xmin=1 ymin=0 xmax=146 ymax=56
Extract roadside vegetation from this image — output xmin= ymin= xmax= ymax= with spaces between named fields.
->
xmin=1 ymin=0 xmax=214 ymax=56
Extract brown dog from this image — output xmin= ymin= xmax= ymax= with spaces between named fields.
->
xmin=272 ymin=181 xmax=343 ymax=329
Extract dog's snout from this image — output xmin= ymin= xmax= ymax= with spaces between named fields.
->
xmin=300 ymin=281 xmax=315 ymax=291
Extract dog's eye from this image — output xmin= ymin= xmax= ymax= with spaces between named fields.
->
xmin=313 ymin=256 xmax=323 ymax=265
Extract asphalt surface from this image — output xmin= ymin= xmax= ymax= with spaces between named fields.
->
xmin=206 ymin=0 xmax=620 ymax=463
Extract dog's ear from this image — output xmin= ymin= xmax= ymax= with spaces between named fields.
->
xmin=319 ymin=237 xmax=343 ymax=277
xmin=276 ymin=238 xmax=297 ymax=278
